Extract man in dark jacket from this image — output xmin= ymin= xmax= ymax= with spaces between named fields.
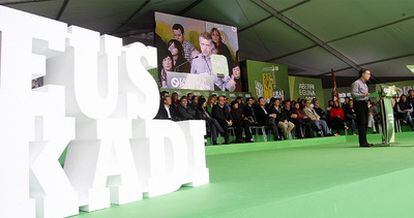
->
xmin=254 ymin=97 xmax=280 ymax=140
xmin=230 ymin=101 xmax=253 ymax=143
xmin=155 ymin=94 xmax=177 ymax=121
xmin=408 ymin=90 xmax=414 ymax=117
xmin=243 ymin=97 xmax=257 ymax=124
xmin=177 ymin=96 xmax=196 ymax=121
xmin=212 ymin=95 xmax=231 ymax=144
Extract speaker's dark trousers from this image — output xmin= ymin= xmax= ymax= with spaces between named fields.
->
xmin=354 ymin=100 xmax=369 ymax=145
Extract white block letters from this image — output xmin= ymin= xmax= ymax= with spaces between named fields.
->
xmin=0 ymin=5 xmax=209 ymax=218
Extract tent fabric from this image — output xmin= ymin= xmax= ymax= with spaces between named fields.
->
xmin=3 ymin=0 xmax=414 ymax=78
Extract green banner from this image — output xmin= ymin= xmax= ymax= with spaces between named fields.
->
xmin=245 ymin=60 xmax=289 ymax=100
xmin=376 ymin=80 xmax=414 ymax=96
xmin=289 ymin=75 xmax=325 ymax=108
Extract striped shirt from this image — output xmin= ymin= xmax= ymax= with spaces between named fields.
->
xmin=351 ymin=78 xmax=369 ymax=101
xmin=182 ymin=40 xmax=196 ymax=62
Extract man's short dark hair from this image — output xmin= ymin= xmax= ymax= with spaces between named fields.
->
xmin=160 ymin=90 xmax=169 ymax=97
xmin=180 ymin=96 xmax=187 ymax=102
xmin=172 ymin=24 xmax=184 ymax=34
xmin=359 ymin=68 xmax=370 ymax=77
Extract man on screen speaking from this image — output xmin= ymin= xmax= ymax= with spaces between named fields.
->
xmin=191 ymin=32 xmax=236 ymax=91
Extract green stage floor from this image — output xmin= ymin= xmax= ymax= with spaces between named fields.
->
xmin=74 ymin=132 xmax=414 ymax=218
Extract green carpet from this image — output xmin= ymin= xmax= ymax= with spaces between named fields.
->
xmin=73 ymin=132 xmax=414 ymax=218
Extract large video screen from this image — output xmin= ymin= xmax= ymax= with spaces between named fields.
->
xmin=155 ymin=12 xmax=243 ymax=92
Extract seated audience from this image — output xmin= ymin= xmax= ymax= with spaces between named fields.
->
xmin=303 ymin=100 xmax=331 ymax=136
xmin=225 ymin=97 xmax=232 ymax=112
xmin=268 ymin=98 xmax=295 ymax=139
xmin=284 ymin=100 xmax=302 ymax=138
xmin=292 ymin=101 xmax=315 ymax=138
xmin=230 ymin=101 xmax=253 ymax=143
xmin=243 ymin=97 xmax=259 ymax=126
xmin=156 ymin=91 xmax=400 ymax=145
xmin=171 ymin=92 xmax=180 ymax=115
xmin=342 ymin=97 xmax=351 ymax=109
xmin=177 ymin=96 xmax=196 ymax=121
xmin=190 ymin=95 xmax=199 ymax=110
xmin=408 ymin=90 xmax=414 ymax=117
xmin=235 ymin=96 xmax=245 ymax=111
xmin=326 ymin=100 xmax=334 ymax=114
xmin=313 ymin=99 xmax=327 ymax=121
xmin=343 ymin=100 xmax=357 ymax=134
xmin=254 ymin=97 xmax=281 ymax=140
xmin=187 ymin=92 xmax=194 ymax=105
xmin=206 ymin=94 xmax=217 ymax=114
xmin=325 ymin=99 xmax=334 ymax=128
xmin=211 ymin=95 xmax=232 ymax=144
xmin=397 ymin=94 xmax=414 ymax=131
xmin=155 ymin=94 xmax=177 ymax=121
xmin=368 ymin=100 xmax=379 ymax=133
xmin=196 ymin=97 xmax=226 ymax=145
xmin=329 ymin=101 xmax=348 ymax=136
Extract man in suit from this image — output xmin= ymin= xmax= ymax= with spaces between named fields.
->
xmin=243 ymin=97 xmax=257 ymax=124
xmin=177 ymin=96 xmax=196 ymax=121
xmin=212 ymin=95 xmax=231 ymax=144
xmin=155 ymin=94 xmax=177 ymax=121
xmin=254 ymin=97 xmax=280 ymax=140
xmin=230 ymin=100 xmax=253 ymax=143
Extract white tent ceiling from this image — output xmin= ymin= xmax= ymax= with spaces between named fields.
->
xmin=3 ymin=0 xmax=414 ymax=78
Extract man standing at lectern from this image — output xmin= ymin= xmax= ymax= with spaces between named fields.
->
xmin=351 ymin=69 xmax=373 ymax=147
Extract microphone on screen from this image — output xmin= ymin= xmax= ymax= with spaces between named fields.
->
xmin=173 ymin=55 xmax=199 ymax=72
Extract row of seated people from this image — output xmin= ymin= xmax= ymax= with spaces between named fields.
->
xmin=392 ymin=92 xmax=414 ymax=131
xmin=328 ymin=92 xmax=414 ymax=134
xmin=155 ymin=90 xmax=414 ymax=145
xmin=154 ymin=92 xmax=353 ymax=145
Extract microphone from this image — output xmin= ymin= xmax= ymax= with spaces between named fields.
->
xmin=369 ymin=74 xmax=378 ymax=84
xmin=174 ymin=55 xmax=199 ymax=72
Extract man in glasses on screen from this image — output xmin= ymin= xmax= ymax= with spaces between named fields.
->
xmin=191 ymin=32 xmax=235 ymax=91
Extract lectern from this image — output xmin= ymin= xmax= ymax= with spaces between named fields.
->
xmin=378 ymin=85 xmax=398 ymax=145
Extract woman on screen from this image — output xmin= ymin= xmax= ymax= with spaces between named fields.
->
xmin=160 ymin=51 xmax=174 ymax=88
xmin=231 ymin=64 xmax=242 ymax=92
xmin=168 ymin=39 xmax=190 ymax=73
xmin=210 ymin=28 xmax=234 ymax=73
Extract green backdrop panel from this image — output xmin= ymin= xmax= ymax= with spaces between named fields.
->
xmin=245 ymin=60 xmax=289 ymax=100
xmin=289 ymin=75 xmax=325 ymax=108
